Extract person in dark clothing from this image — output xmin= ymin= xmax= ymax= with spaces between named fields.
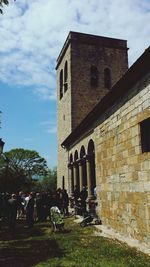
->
xmin=55 ymin=188 xmax=62 ymax=210
xmin=73 ymin=185 xmax=80 ymax=205
xmin=2 ymin=192 xmax=10 ymax=222
xmin=61 ymin=189 xmax=69 ymax=216
xmin=80 ymin=186 xmax=88 ymax=215
xmin=36 ymin=192 xmax=43 ymax=222
xmin=8 ymin=194 xmax=18 ymax=230
xmin=25 ymin=192 xmax=35 ymax=229
xmin=16 ymin=191 xmax=25 ymax=219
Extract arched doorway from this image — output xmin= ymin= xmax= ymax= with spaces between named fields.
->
xmin=87 ymin=139 xmax=96 ymax=197
xmin=74 ymin=150 xmax=79 ymax=188
xmin=80 ymin=145 xmax=87 ymax=188
xmin=69 ymin=153 xmax=74 ymax=194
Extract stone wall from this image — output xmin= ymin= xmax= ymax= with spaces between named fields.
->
xmin=71 ymin=40 xmax=128 ymax=129
xmin=57 ymin=44 xmax=72 ymax=188
xmin=57 ymin=32 xmax=128 ymax=188
xmin=56 ymin=32 xmax=150 ymax=248
xmin=95 ymin=73 xmax=150 ymax=245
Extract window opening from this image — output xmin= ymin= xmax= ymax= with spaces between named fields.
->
xmin=140 ymin=118 xmax=150 ymax=153
xmin=64 ymin=61 xmax=68 ymax=92
xmin=104 ymin=68 xmax=111 ymax=89
xmin=60 ymin=69 xmax=63 ymax=99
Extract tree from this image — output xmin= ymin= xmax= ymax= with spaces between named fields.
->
xmin=0 ymin=0 xmax=16 ymax=14
xmin=0 ymin=148 xmax=48 ymax=192
xmin=34 ymin=167 xmax=57 ymax=192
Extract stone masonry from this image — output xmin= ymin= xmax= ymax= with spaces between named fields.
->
xmin=95 ymin=73 xmax=150 ymax=246
xmin=56 ymin=32 xmax=128 ymax=188
xmin=56 ymin=31 xmax=150 ymax=251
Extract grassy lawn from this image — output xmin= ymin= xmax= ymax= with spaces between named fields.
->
xmin=0 ymin=217 xmax=150 ymax=267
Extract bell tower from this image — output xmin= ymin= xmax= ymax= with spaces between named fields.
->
xmin=56 ymin=31 xmax=128 ymax=189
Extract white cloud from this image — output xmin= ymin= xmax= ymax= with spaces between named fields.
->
xmin=40 ymin=120 xmax=57 ymax=134
xmin=46 ymin=126 xmax=57 ymax=134
xmin=0 ymin=0 xmax=150 ymax=99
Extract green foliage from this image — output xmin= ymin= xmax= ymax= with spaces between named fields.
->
xmin=0 ymin=0 xmax=9 ymax=14
xmin=0 ymin=218 xmax=150 ymax=266
xmin=33 ymin=167 xmax=57 ymax=192
xmin=0 ymin=0 xmax=15 ymax=14
xmin=0 ymin=148 xmax=48 ymax=192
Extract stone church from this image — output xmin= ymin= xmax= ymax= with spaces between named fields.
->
xmin=56 ymin=32 xmax=150 ymax=249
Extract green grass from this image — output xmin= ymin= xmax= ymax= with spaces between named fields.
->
xmin=0 ymin=217 xmax=150 ymax=267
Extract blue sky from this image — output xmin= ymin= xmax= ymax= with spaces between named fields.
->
xmin=0 ymin=0 xmax=150 ymax=168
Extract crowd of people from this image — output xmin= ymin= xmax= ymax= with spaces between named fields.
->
xmin=0 ymin=189 xmax=69 ymax=231
xmin=0 ymin=186 xmax=90 ymax=231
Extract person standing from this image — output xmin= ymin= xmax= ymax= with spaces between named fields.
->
xmin=8 ymin=194 xmax=18 ymax=230
xmin=25 ymin=192 xmax=35 ymax=229
xmin=73 ymin=185 xmax=80 ymax=205
xmin=61 ymin=189 xmax=69 ymax=216
xmin=80 ymin=186 xmax=88 ymax=216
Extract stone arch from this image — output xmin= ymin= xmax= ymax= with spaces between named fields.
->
xmin=69 ymin=153 xmax=74 ymax=194
xmin=74 ymin=150 xmax=78 ymax=161
xmin=69 ymin=153 xmax=73 ymax=163
xmin=87 ymin=139 xmax=96 ymax=196
xmin=80 ymin=145 xmax=87 ymax=188
xmin=80 ymin=145 xmax=86 ymax=158
xmin=87 ymin=139 xmax=95 ymax=154
xmin=74 ymin=150 xmax=79 ymax=188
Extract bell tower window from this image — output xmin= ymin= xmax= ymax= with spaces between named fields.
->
xmin=64 ymin=61 xmax=68 ymax=92
xmin=104 ymin=68 xmax=111 ymax=89
xmin=90 ymin=65 xmax=98 ymax=88
xmin=60 ymin=69 xmax=63 ymax=99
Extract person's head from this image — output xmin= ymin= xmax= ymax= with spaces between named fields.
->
xmin=11 ymin=193 xmax=16 ymax=199
xmin=29 ymin=192 xmax=34 ymax=198
xmin=19 ymin=191 xmax=23 ymax=196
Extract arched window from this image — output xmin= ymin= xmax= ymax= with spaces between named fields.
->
xmin=74 ymin=150 xmax=78 ymax=162
xmin=90 ymin=65 xmax=98 ymax=88
xmin=64 ymin=61 xmax=68 ymax=92
xmin=69 ymin=153 xmax=73 ymax=163
xmin=59 ymin=69 xmax=63 ymax=99
xmin=104 ymin=68 xmax=111 ymax=89
xmin=87 ymin=139 xmax=96 ymax=196
xmin=74 ymin=150 xmax=79 ymax=188
xmin=80 ymin=146 xmax=86 ymax=159
xmin=87 ymin=139 xmax=95 ymax=155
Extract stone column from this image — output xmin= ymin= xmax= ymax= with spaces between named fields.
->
xmin=68 ymin=163 xmax=73 ymax=196
xmin=79 ymin=161 xmax=83 ymax=192
xmin=73 ymin=162 xmax=78 ymax=188
xmin=86 ymin=156 xmax=93 ymax=199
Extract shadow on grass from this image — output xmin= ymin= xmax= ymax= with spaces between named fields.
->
xmin=0 ymin=221 xmax=64 ymax=267
xmin=0 ymin=220 xmax=45 ymax=241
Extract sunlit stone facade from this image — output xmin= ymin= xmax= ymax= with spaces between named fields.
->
xmin=56 ymin=32 xmax=150 ymax=250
